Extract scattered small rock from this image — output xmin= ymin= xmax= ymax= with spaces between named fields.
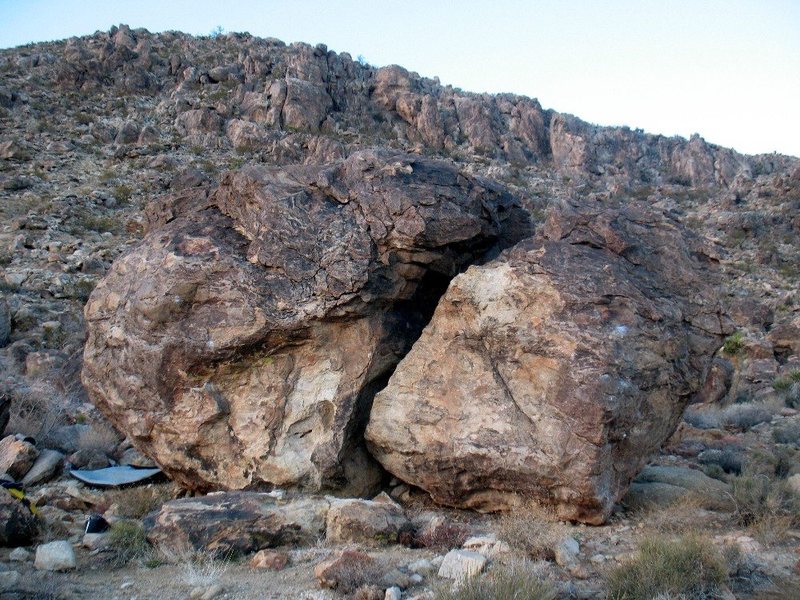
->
xmin=9 ymin=547 xmax=31 ymax=561
xmin=437 ymin=549 xmax=486 ymax=580
xmin=0 ymin=436 xmax=39 ymax=480
xmin=249 ymin=549 xmax=289 ymax=570
xmin=0 ymin=570 xmax=20 ymax=591
xmin=554 ymin=536 xmax=580 ymax=567
xmin=21 ymin=449 xmax=64 ymax=486
xmin=34 ymin=540 xmax=77 ymax=571
xmin=462 ymin=533 xmax=511 ymax=558
xmin=82 ymin=532 xmax=110 ymax=550
xmin=385 ymin=586 xmax=402 ymax=600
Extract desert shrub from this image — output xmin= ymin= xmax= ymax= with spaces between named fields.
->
xmin=103 ymin=483 xmax=175 ymax=519
xmin=722 ymin=332 xmax=745 ymax=355
xmin=683 ymin=402 xmax=778 ymax=431
xmin=702 ymin=464 xmax=727 ymax=482
xmin=77 ymin=422 xmax=121 ymax=453
xmin=772 ymin=419 xmax=800 ymax=445
xmin=495 ymin=500 xmax=568 ymax=560
xmin=607 ymin=534 xmax=728 ymax=600
xmin=771 ymin=370 xmax=800 ymax=391
xmin=698 ymin=447 xmax=743 ymax=475
xmin=729 ymin=458 xmax=800 ymax=543
xmin=321 ymin=552 xmax=386 ymax=595
xmin=112 ymin=184 xmax=132 ymax=203
xmin=109 ymin=521 xmax=151 ymax=565
xmin=721 ymin=403 xmax=776 ymax=430
xmin=180 ymin=552 xmax=229 ymax=587
xmin=413 ymin=520 xmax=470 ymax=550
xmin=434 ymin=561 xmax=557 ymax=600
xmin=2 ymin=381 xmax=68 ymax=440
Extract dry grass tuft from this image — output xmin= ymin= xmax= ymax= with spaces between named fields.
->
xmin=77 ymin=422 xmax=122 ymax=453
xmin=495 ymin=499 xmax=569 ymax=560
xmin=103 ymin=483 xmax=176 ymax=519
xmin=607 ymin=534 xmax=728 ymax=600
xmin=108 ymin=520 xmax=151 ymax=566
xmin=434 ymin=561 xmax=557 ymax=600
xmin=413 ymin=520 xmax=470 ymax=550
xmin=2 ymin=381 xmax=68 ymax=441
xmin=321 ymin=552 xmax=387 ymax=595
xmin=180 ymin=551 xmax=230 ymax=587
xmin=636 ymin=493 xmax=724 ymax=535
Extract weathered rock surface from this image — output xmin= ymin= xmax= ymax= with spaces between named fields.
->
xmin=143 ymin=492 xmax=330 ymax=556
xmin=0 ymin=436 xmax=39 ymax=480
xmin=0 ymin=490 xmax=39 ymax=546
xmin=34 ymin=540 xmax=77 ymax=571
xmin=623 ymin=464 xmax=733 ymax=511
xmin=21 ymin=448 xmax=64 ymax=486
xmin=83 ymin=149 xmax=526 ymax=494
xmin=326 ymin=493 xmax=410 ymax=545
xmin=366 ymin=200 xmax=728 ymax=523
xmin=437 ymin=549 xmax=486 ymax=580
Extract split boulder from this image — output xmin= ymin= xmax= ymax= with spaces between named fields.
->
xmin=366 ymin=199 xmax=728 ymax=523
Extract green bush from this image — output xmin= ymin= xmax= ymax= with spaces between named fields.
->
xmin=607 ymin=535 xmax=727 ymax=600
xmin=722 ymin=331 xmax=744 ymax=355
xmin=113 ymin=184 xmax=133 ymax=203
xmin=434 ymin=562 xmax=557 ymax=600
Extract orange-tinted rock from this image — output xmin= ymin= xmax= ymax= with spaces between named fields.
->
xmin=366 ymin=200 xmax=728 ymax=523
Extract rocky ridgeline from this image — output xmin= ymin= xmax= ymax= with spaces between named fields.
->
xmin=1 ymin=23 xmax=800 ymax=598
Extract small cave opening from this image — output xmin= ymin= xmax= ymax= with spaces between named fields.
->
xmin=339 ymin=266 xmax=467 ymax=493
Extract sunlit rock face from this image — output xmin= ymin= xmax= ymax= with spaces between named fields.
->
xmin=366 ymin=200 xmax=728 ymax=523
xmin=82 ymin=149 xmax=528 ymax=495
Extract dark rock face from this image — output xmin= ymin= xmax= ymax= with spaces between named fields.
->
xmin=82 ymin=149 xmax=528 ymax=494
xmin=0 ymin=490 xmax=38 ymax=547
xmin=366 ymin=200 xmax=729 ymax=523
xmin=144 ymin=492 xmax=329 ymax=556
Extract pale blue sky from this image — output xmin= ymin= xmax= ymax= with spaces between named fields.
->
xmin=1 ymin=0 xmax=798 ymax=157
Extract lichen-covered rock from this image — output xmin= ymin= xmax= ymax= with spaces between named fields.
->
xmin=144 ymin=492 xmax=329 ymax=557
xmin=366 ymin=199 xmax=728 ymax=523
xmin=83 ymin=149 xmax=526 ymax=494
xmin=326 ymin=494 xmax=409 ymax=545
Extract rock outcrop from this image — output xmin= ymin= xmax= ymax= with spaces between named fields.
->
xmin=366 ymin=199 xmax=728 ymax=523
xmin=82 ymin=149 xmax=527 ymax=494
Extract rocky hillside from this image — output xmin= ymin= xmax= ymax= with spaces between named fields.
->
xmin=1 ymin=25 xmax=799 ymax=599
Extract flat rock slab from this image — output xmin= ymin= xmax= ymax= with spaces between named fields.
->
xmin=437 ymin=549 xmax=486 ymax=580
xmin=623 ymin=465 xmax=733 ymax=510
xmin=144 ymin=492 xmax=330 ymax=557
xmin=22 ymin=449 xmax=64 ymax=486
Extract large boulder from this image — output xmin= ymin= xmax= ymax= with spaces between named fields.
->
xmin=366 ymin=199 xmax=728 ymax=523
xmin=82 ymin=149 xmax=527 ymax=494
xmin=144 ymin=492 xmax=330 ymax=556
